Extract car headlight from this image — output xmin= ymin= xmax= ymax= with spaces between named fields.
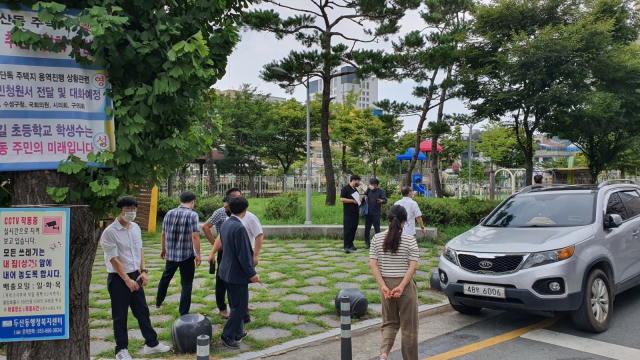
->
xmin=522 ymin=246 xmax=575 ymax=269
xmin=443 ymin=246 xmax=459 ymax=265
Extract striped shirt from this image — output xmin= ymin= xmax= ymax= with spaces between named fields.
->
xmin=163 ymin=205 xmax=199 ymax=262
xmin=369 ymin=230 xmax=420 ymax=277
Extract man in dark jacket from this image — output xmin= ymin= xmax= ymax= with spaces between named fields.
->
xmin=363 ymin=178 xmax=387 ymax=249
xmin=217 ymin=196 xmax=259 ymax=349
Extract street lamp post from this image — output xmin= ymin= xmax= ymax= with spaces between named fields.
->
xmin=271 ymin=64 xmax=313 ymax=225
xmin=468 ymin=123 xmax=473 ymax=197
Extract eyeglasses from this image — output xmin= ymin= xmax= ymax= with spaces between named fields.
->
xmin=122 ymin=207 xmax=138 ymax=212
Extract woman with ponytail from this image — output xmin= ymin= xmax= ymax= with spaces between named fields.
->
xmin=369 ymin=205 xmax=420 ymax=360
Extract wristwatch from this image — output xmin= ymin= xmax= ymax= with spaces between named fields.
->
xmin=140 ymin=269 xmax=148 ymax=274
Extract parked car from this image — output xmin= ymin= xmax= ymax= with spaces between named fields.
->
xmin=436 ymin=180 xmax=640 ymax=332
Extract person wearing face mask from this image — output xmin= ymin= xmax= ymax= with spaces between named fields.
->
xmin=363 ymin=178 xmax=387 ymax=249
xmin=340 ymin=174 xmax=362 ymax=254
xmin=202 ymin=188 xmax=241 ymax=319
xmin=155 ymin=191 xmax=201 ymax=316
xmin=394 ymin=187 xmax=426 ymax=238
xmin=100 ymin=197 xmax=171 ymax=360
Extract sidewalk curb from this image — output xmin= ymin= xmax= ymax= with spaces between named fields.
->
xmin=229 ymin=301 xmax=452 ymax=360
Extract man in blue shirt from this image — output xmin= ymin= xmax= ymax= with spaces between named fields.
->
xmin=217 ymin=196 xmax=259 ymax=349
xmin=155 ymin=191 xmax=201 ymax=316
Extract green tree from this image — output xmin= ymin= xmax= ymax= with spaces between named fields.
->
xmin=440 ymin=125 xmax=468 ymax=169
xmin=461 ymin=0 xmax=633 ymax=185
xmin=263 ymin=98 xmax=321 ymax=177
xmin=610 ymin=137 xmax=640 ymax=178
xmin=3 ymin=0 xmax=246 ymax=357
xmin=215 ymin=85 xmax=273 ymax=196
xmin=354 ymin=0 xmax=473 ymax=197
xmin=476 ymin=121 xmax=526 ymax=169
xmin=241 ymin=0 xmax=420 ymax=205
xmin=460 ymin=159 xmax=487 ymax=182
xmin=330 ymin=88 xmax=361 ymax=175
xmin=347 ymin=111 xmax=403 ymax=177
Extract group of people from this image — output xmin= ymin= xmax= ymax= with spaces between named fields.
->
xmin=99 ymin=188 xmax=263 ymax=360
xmin=342 ymin=175 xmax=429 ymax=360
xmin=100 ymin=177 xmax=427 ymax=360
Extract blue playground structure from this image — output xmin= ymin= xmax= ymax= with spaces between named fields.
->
xmin=412 ymin=174 xmax=432 ymax=198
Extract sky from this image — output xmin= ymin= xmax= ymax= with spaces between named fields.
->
xmin=216 ymin=1 xmax=471 ymax=134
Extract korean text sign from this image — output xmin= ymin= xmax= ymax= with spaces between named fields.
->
xmin=0 ymin=208 xmax=69 ymax=342
xmin=0 ymin=4 xmax=115 ymax=171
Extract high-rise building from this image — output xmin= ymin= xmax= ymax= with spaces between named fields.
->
xmin=309 ymin=66 xmax=378 ymax=109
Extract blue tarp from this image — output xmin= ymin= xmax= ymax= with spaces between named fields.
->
xmin=396 ymin=148 xmax=427 ymax=161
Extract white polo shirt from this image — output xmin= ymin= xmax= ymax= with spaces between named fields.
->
xmin=240 ymin=211 xmax=263 ymax=249
xmin=394 ymin=197 xmax=422 ymax=236
xmin=100 ymin=219 xmax=143 ymax=273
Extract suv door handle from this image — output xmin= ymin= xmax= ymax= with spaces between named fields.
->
xmin=633 ymin=230 xmax=640 ymax=237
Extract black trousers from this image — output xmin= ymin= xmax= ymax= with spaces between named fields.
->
xmin=364 ymin=214 xmax=381 ymax=246
xmin=108 ymin=272 xmax=159 ymax=353
xmin=222 ymin=281 xmax=249 ymax=340
xmin=215 ymin=250 xmax=227 ymax=312
xmin=343 ymin=212 xmax=360 ymax=249
xmin=156 ymin=256 xmax=195 ymax=315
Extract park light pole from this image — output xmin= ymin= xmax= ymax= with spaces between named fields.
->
xmin=468 ymin=123 xmax=473 ymax=197
xmin=271 ymin=63 xmax=313 ymax=225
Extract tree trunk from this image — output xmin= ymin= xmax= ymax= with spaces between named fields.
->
xmin=341 ymin=145 xmax=347 ymax=174
xmin=321 ymin=76 xmax=336 ymax=205
xmin=248 ymin=173 xmax=256 ymax=197
xmin=621 ymin=169 xmax=626 ymax=179
xmin=590 ymin=170 xmax=599 ymax=184
xmin=7 ymin=171 xmax=99 ymax=360
xmin=431 ymin=134 xmax=442 ymax=198
xmin=180 ymin=167 xmax=187 ymax=193
xmin=524 ymin=146 xmax=534 ymax=187
xmin=167 ymin=173 xmax=174 ymax=197
xmin=205 ymin=152 xmax=216 ymax=197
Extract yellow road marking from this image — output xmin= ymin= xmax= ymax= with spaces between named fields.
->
xmin=422 ymin=317 xmax=560 ymax=360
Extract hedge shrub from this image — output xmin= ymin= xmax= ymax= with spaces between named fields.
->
xmin=382 ymin=197 xmax=501 ymax=226
xmin=264 ymin=192 xmax=301 ymax=220
xmin=157 ymin=194 xmax=223 ymax=220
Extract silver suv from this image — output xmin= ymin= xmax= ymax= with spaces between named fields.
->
xmin=435 ymin=180 xmax=640 ymax=332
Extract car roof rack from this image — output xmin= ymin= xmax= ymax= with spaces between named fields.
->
xmin=520 ymin=184 xmax=571 ymax=193
xmin=598 ymin=179 xmax=638 ymax=188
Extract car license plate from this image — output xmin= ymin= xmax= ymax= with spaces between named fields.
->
xmin=463 ymin=284 xmax=506 ymax=298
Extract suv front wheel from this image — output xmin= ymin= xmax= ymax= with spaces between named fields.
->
xmin=570 ymin=269 xmax=612 ymax=332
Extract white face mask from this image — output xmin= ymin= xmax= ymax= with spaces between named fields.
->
xmin=123 ymin=212 xmax=136 ymax=223
xmin=369 ymin=186 xmax=375 ymax=190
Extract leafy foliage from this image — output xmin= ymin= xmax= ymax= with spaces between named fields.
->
xmin=264 ymin=191 xmax=301 ymax=220
xmin=476 ymin=121 xmax=527 ymax=168
xmin=382 ymin=196 xmax=500 ymax=226
xmin=5 ymin=0 xmax=248 ymax=217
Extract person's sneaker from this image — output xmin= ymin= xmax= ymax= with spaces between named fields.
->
xmin=221 ymin=336 xmax=240 ymax=349
xmin=115 ymin=349 xmax=133 ymax=360
xmin=364 ymin=244 xmax=370 ymax=249
xmin=236 ymin=331 xmax=249 ymax=342
xmin=344 ymin=248 xmax=351 ymax=254
xmin=143 ymin=342 xmax=171 ymax=354
xmin=349 ymin=246 xmax=358 ymax=251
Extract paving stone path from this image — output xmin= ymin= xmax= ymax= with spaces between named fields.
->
xmin=85 ymin=235 xmax=444 ymax=358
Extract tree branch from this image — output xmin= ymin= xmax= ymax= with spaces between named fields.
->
xmin=330 ymin=31 xmax=377 ymax=43
xmin=262 ymin=0 xmax=323 ymax=17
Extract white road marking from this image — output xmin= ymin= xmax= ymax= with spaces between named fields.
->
xmin=521 ymin=329 xmax=640 ymax=360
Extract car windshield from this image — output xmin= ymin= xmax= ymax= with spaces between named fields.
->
xmin=484 ymin=192 xmax=596 ymax=228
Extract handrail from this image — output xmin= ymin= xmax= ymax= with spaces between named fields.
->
xmin=598 ymin=179 xmax=638 ymax=188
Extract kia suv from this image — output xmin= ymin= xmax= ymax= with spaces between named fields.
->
xmin=436 ymin=180 xmax=640 ymax=332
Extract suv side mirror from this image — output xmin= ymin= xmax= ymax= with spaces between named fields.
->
xmin=604 ymin=214 xmax=623 ymax=229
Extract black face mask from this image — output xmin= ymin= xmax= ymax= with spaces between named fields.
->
xmin=225 ymin=211 xmax=231 ymax=216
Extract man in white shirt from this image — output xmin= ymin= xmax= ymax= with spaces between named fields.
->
xmin=100 ymin=197 xmax=170 ymax=360
xmin=394 ymin=187 xmax=427 ymax=238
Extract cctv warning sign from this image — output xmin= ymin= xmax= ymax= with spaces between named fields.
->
xmin=0 ymin=208 xmax=69 ymax=342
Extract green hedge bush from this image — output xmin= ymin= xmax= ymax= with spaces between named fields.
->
xmin=382 ymin=197 xmax=501 ymax=226
xmin=157 ymin=194 xmax=223 ymax=220
xmin=264 ymin=192 xmax=301 ymax=220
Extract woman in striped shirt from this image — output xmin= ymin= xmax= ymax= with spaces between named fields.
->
xmin=370 ymin=205 xmax=420 ymax=360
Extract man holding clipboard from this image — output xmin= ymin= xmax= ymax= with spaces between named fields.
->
xmin=340 ymin=174 xmax=362 ymax=254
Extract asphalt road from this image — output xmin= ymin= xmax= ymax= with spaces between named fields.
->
xmin=265 ymin=285 xmax=640 ymax=360
xmin=386 ymin=285 xmax=640 ymax=360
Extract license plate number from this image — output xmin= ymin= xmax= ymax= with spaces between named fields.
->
xmin=463 ymin=284 xmax=506 ymax=298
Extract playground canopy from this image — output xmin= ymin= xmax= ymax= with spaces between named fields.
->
xmin=396 ymin=148 xmax=427 ymax=161
xmin=420 ymin=140 xmax=443 ymax=152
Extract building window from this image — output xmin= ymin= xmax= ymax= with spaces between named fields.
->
xmin=316 ymin=150 xmax=323 ymax=159
xmin=366 ymin=98 xmax=369 ymax=102
xmin=366 ymin=82 xmax=369 ymax=89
